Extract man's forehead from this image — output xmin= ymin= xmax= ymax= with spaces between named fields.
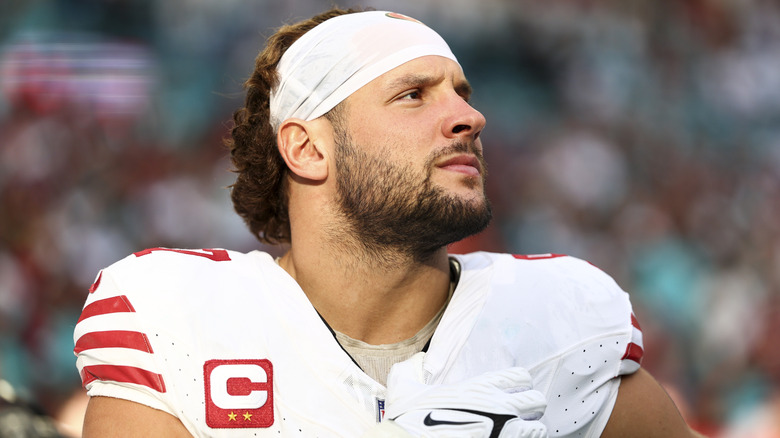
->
xmin=372 ymin=56 xmax=468 ymax=90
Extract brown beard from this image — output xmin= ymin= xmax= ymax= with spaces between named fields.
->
xmin=332 ymin=125 xmax=492 ymax=263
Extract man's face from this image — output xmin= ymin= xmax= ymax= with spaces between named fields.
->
xmin=330 ymin=55 xmax=492 ymax=261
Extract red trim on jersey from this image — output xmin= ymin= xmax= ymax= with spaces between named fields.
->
xmin=81 ymin=364 xmax=166 ymax=393
xmin=513 ymin=253 xmax=568 ymax=260
xmin=621 ymin=342 xmax=644 ymax=364
xmin=77 ymin=295 xmax=135 ymax=324
xmin=631 ymin=313 xmax=642 ymax=331
xmin=88 ymin=272 xmax=102 ymax=294
xmin=133 ymin=247 xmax=231 ymax=262
xmin=74 ymin=330 xmax=154 ymax=355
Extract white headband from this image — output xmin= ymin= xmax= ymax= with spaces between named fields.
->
xmin=269 ymin=10 xmax=459 ymax=132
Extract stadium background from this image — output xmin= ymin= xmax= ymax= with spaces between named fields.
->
xmin=1 ymin=0 xmax=779 ymax=436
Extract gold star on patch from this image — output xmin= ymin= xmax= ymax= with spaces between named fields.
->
xmin=243 ymin=412 xmax=252 ymax=421
xmin=227 ymin=412 xmax=237 ymax=421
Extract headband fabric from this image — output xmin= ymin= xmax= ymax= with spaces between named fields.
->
xmin=269 ymin=11 xmax=459 ymax=131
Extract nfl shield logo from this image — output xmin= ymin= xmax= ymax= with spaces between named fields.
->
xmin=376 ymin=398 xmax=386 ymax=422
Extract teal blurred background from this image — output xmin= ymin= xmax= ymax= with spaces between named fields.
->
xmin=1 ymin=1 xmax=779 ymax=436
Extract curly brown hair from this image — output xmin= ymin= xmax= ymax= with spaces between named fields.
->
xmin=227 ymin=7 xmax=364 ymax=245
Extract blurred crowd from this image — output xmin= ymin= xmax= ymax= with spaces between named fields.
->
xmin=1 ymin=0 xmax=779 ymax=436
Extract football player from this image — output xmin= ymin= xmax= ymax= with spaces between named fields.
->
xmin=75 ymin=7 xmax=703 ymax=437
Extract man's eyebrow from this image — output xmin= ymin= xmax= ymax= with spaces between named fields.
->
xmin=386 ymin=74 xmax=438 ymax=91
xmin=385 ymin=74 xmax=474 ymax=99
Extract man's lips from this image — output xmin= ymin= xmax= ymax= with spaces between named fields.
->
xmin=437 ymin=155 xmax=481 ymax=177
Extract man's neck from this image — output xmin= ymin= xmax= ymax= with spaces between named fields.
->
xmin=277 ymin=242 xmax=452 ymax=345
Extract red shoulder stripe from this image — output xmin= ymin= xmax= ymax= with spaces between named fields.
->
xmin=80 ymin=364 xmax=166 ymax=393
xmin=77 ymin=295 xmax=135 ymax=324
xmin=621 ymin=342 xmax=644 ymax=364
xmin=74 ymin=330 xmax=154 ymax=355
xmin=631 ymin=313 xmax=642 ymax=331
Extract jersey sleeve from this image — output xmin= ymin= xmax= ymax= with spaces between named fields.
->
xmin=519 ymin=254 xmax=644 ymax=437
xmin=73 ymin=262 xmax=174 ymax=415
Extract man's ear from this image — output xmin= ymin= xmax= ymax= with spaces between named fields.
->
xmin=276 ymin=119 xmax=329 ymax=182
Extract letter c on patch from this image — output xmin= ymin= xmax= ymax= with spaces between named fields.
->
xmin=210 ymin=364 xmax=268 ymax=409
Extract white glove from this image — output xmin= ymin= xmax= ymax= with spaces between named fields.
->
xmin=364 ymin=353 xmax=548 ymax=438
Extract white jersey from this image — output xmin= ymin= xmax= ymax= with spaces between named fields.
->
xmin=74 ymin=248 xmax=642 ymax=437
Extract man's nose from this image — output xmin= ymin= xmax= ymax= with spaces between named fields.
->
xmin=442 ymin=96 xmax=486 ymax=141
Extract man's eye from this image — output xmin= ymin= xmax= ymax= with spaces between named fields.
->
xmin=400 ymin=90 xmax=421 ymax=100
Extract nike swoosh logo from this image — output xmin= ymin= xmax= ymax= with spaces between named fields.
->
xmin=423 ymin=412 xmax=480 ymax=427
xmin=420 ymin=409 xmax=517 ymax=438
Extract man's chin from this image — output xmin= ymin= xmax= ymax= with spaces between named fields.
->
xmin=440 ymin=197 xmax=493 ymax=242
xmin=449 ymin=188 xmax=489 ymax=211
